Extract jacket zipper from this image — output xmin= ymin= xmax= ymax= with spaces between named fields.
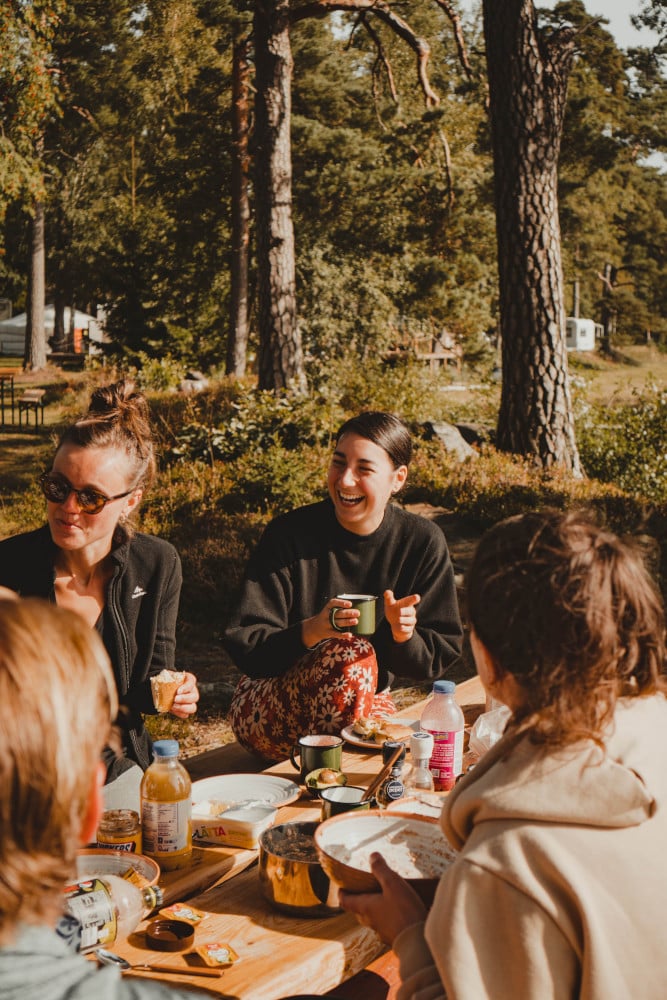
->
xmin=109 ymin=564 xmax=151 ymax=771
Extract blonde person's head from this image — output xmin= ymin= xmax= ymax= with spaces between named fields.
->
xmin=0 ymin=598 xmax=118 ymax=940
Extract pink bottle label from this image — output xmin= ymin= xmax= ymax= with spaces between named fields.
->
xmin=424 ymin=728 xmax=464 ymax=791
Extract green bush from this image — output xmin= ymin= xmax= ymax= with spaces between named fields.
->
xmin=162 ymin=362 xmax=491 ymax=469
xmin=578 ymin=383 xmax=667 ymax=503
xmin=166 ymin=385 xmax=340 ymax=464
xmin=133 ymin=352 xmax=185 ymax=392
xmin=218 ymin=442 xmax=329 ymax=515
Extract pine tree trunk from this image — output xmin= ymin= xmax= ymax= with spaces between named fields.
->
xmin=483 ymin=0 xmax=582 ymax=474
xmin=227 ymin=37 xmax=251 ymax=377
xmin=253 ymin=0 xmax=306 ymax=392
xmin=24 ymin=199 xmax=48 ymax=371
xmin=53 ymin=293 xmax=67 ymax=352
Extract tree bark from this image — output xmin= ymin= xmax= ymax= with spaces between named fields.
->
xmin=253 ymin=0 xmax=306 ymax=392
xmin=483 ymin=0 xmax=582 ymax=474
xmin=53 ymin=292 xmax=67 ymax=352
xmin=599 ymin=262 xmax=616 ymax=355
xmin=24 ymin=199 xmax=48 ymax=371
xmin=227 ymin=37 xmax=251 ymax=377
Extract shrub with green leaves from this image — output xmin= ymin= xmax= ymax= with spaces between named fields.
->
xmin=578 ymin=383 xmax=667 ymax=503
xmin=167 ymin=386 xmax=340 ymax=464
xmin=133 ymin=351 xmax=185 ymax=392
xmin=219 ymin=442 xmax=329 ymax=515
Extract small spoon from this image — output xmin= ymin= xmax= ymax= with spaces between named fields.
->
xmin=95 ymin=948 xmax=223 ymax=978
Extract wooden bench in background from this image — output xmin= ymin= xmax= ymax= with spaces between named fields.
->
xmin=18 ymin=388 xmax=46 ymax=427
xmin=0 ymin=370 xmax=15 ymax=425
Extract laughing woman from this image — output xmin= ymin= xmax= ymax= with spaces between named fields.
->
xmin=0 ymin=379 xmax=199 ymax=785
xmin=224 ymin=411 xmax=463 ymax=761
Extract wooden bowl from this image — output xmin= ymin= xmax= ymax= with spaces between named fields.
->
xmin=314 ymin=810 xmax=457 ymax=903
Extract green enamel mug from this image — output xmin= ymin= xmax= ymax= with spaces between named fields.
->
xmin=329 ymin=594 xmax=377 ymax=636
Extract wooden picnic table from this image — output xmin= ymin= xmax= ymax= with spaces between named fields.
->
xmin=107 ymin=674 xmax=485 ymax=998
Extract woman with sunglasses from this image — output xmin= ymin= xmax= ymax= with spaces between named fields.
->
xmin=0 ymin=379 xmax=199 ymax=788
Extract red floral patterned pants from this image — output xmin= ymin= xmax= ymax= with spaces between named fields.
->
xmin=229 ymin=637 xmax=397 ymax=762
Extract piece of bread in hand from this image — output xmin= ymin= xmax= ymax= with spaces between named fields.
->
xmin=150 ymin=669 xmax=186 ymax=713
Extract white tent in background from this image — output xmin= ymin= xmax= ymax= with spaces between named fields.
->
xmin=0 ymin=306 xmax=107 ymax=356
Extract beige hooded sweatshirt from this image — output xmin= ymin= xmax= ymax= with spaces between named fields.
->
xmin=393 ymin=694 xmax=667 ymax=1000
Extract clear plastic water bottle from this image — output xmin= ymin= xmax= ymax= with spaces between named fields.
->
xmin=404 ymin=731 xmax=436 ymax=793
xmin=141 ymin=739 xmax=192 ymax=870
xmin=420 ymin=680 xmax=465 ymax=791
xmin=61 ymin=873 xmax=163 ymax=953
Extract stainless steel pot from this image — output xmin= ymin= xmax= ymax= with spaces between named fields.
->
xmin=258 ymin=821 xmax=341 ymax=917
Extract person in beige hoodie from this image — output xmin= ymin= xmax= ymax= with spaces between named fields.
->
xmin=342 ymin=509 xmax=667 ymax=999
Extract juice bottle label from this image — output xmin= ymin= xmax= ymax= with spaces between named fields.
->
xmin=63 ymin=877 xmax=117 ymax=952
xmin=142 ymin=798 xmax=191 ymax=856
xmin=424 ymin=728 xmax=464 ymax=791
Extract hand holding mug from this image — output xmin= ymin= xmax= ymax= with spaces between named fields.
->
xmin=384 ymin=590 xmax=420 ymax=644
xmin=329 ymin=594 xmax=377 ymax=636
xmin=301 ymin=595 xmax=377 ymax=648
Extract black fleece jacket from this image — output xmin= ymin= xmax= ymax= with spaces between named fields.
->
xmin=0 ymin=524 xmax=182 ymax=780
xmin=224 ymin=499 xmax=463 ymax=691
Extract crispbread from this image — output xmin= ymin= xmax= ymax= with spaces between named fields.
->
xmin=380 ymin=720 xmax=416 ymax=743
xmin=150 ymin=669 xmax=185 ymax=713
xmin=352 ymin=716 xmax=414 ymax=744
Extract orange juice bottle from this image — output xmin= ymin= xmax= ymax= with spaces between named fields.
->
xmin=140 ymin=740 xmax=192 ymax=870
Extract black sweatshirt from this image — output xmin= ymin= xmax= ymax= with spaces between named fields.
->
xmin=224 ymin=499 xmax=463 ymax=691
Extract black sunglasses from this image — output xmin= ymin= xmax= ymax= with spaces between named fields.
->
xmin=39 ymin=472 xmax=133 ymax=516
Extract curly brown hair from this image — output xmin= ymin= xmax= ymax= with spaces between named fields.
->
xmin=466 ymin=508 xmax=667 ymax=747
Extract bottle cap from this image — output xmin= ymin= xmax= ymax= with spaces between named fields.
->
xmin=382 ymin=740 xmax=406 ymax=765
xmin=146 ymin=884 xmax=165 ymax=908
xmin=410 ymin=731 xmax=434 ymax=758
xmin=145 ymin=917 xmax=194 ymax=951
xmin=433 ymin=680 xmax=456 ymax=695
xmin=153 ymin=739 xmax=180 ymax=758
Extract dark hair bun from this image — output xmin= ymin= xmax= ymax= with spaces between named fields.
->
xmin=88 ymin=379 xmax=149 ymax=422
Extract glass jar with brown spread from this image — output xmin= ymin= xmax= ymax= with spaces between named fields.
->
xmin=95 ymin=809 xmax=142 ymax=854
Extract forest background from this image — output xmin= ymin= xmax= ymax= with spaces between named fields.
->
xmin=1 ymin=0 xmax=666 ymax=751
xmin=2 ymin=0 xmax=666 ymax=369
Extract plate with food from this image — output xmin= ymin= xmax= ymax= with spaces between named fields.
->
xmin=191 ymin=773 xmax=301 ymax=817
xmin=341 ymin=716 xmax=419 ymax=749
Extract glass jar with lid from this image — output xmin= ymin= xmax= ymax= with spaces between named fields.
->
xmin=95 ymin=809 xmax=142 ymax=854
